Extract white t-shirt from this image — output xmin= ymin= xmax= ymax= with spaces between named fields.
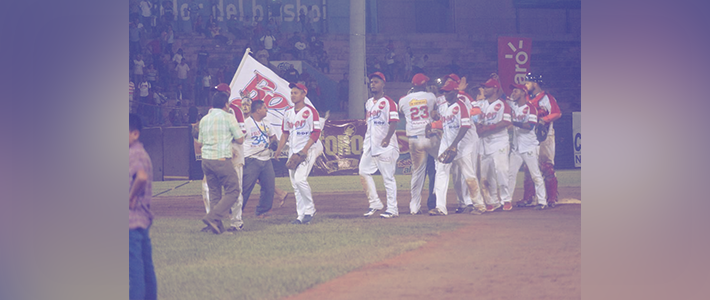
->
xmin=480 ymin=99 xmax=512 ymax=154
xmin=260 ymin=35 xmax=276 ymax=49
xmin=133 ymin=60 xmax=145 ymax=75
xmin=172 ymin=53 xmax=183 ymax=65
xmin=364 ymin=96 xmax=399 ymax=156
xmin=175 ymin=63 xmax=190 ymax=79
xmin=243 ymin=116 xmax=274 ymax=161
xmin=398 ymin=91 xmax=437 ymax=136
xmin=138 ymin=81 xmax=150 ymax=97
xmin=439 ymin=100 xmax=473 ymax=159
xmin=282 ymin=104 xmax=322 ymax=155
xmin=511 ymin=102 xmax=539 ymax=153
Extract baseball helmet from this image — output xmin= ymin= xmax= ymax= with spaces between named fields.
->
xmin=525 ymin=72 xmax=543 ymax=85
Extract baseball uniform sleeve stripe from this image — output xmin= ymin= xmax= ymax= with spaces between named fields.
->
xmin=305 ymin=105 xmax=322 ymax=141
xmin=385 ymin=96 xmax=399 ymax=121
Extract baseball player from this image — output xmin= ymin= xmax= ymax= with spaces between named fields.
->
xmin=507 ymin=83 xmax=548 ymax=210
xmin=429 ymin=80 xmax=486 ymax=216
xmin=477 ymin=78 xmax=513 ymax=211
xmin=360 ymin=72 xmax=400 ymax=218
xmin=273 ymin=83 xmax=324 ymax=224
xmin=200 ymin=83 xmax=247 ymax=232
xmin=518 ymin=73 xmax=562 ymax=208
xmin=398 ymin=73 xmax=439 ymax=215
xmin=437 ymin=74 xmax=484 ymax=213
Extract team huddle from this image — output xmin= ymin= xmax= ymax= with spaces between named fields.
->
xmin=360 ymin=71 xmax=561 ymax=218
xmin=193 ymin=70 xmax=561 ymax=234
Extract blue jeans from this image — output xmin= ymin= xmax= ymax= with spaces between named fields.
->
xmin=241 ymin=157 xmax=275 ymax=215
xmin=130 ymin=228 xmax=157 ymax=300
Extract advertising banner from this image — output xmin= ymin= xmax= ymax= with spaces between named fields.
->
xmin=498 ymin=37 xmax=533 ymax=96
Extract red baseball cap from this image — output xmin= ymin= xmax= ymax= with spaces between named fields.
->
xmin=215 ymin=83 xmax=231 ymax=93
xmin=443 ymin=73 xmax=461 ymax=84
xmin=368 ymin=72 xmax=386 ymax=82
xmin=411 ymin=73 xmax=429 ymax=86
xmin=480 ymin=78 xmax=500 ymax=88
xmin=289 ymin=82 xmax=308 ymax=94
xmin=440 ymin=79 xmax=459 ymax=92
xmin=510 ymin=83 xmax=528 ymax=92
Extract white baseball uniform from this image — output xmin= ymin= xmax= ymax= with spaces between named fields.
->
xmin=508 ymin=102 xmax=547 ymax=205
xmin=399 ymin=91 xmax=438 ymax=214
xmin=433 ymin=100 xmax=484 ymax=215
xmin=359 ymin=95 xmax=400 ymax=215
xmin=282 ymin=104 xmax=324 ymax=221
xmin=202 ymin=101 xmax=247 ymax=229
xmin=480 ymin=98 xmax=513 ymax=207
xmin=529 ymin=91 xmax=561 ymax=165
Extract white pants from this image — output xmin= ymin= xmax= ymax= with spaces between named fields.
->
xmin=289 ymin=143 xmax=323 ymax=221
xmin=202 ymin=157 xmax=244 ymax=228
xmin=434 ymin=154 xmax=484 ymax=215
xmin=407 ymin=135 xmax=439 ymax=214
xmin=359 ymin=147 xmax=399 ymax=215
xmin=458 ymin=140 xmax=481 ymax=209
xmin=539 ymin=126 xmax=555 ymax=165
xmin=509 ymin=148 xmax=547 ymax=205
xmin=481 ymin=145 xmax=512 ymax=205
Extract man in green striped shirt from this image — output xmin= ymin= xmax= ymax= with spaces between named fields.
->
xmin=198 ymin=91 xmax=245 ymax=234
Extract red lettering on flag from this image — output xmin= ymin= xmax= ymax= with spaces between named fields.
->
xmin=242 ymin=71 xmax=290 ymax=110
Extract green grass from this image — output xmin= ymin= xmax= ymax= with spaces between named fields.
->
xmin=149 ymin=169 xmax=580 ymax=299
xmin=153 ymin=169 xmax=581 ymax=197
xmin=151 ymin=216 xmax=462 ymax=300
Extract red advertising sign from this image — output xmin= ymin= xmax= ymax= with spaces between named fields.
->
xmin=498 ymin=37 xmax=533 ymax=96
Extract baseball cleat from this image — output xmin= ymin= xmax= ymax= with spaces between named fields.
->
xmin=428 ymin=208 xmax=446 ymax=216
xmin=486 ymin=203 xmax=502 ymax=212
xmin=470 ymin=206 xmax=486 ymax=215
xmin=363 ymin=208 xmax=381 ymax=217
xmin=462 ymin=205 xmax=474 ymax=214
xmin=410 ymin=210 xmax=423 ymax=215
xmin=503 ymin=202 xmax=513 ymax=211
xmin=455 ymin=206 xmax=467 ymax=213
xmin=534 ymin=204 xmax=547 ymax=210
xmin=290 ymin=219 xmax=302 ymax=225
xmin=380 ymin=212 xmax=398 ymax=219
xmin=548 ymin=202 xmax=557 ymax=208
xmin=226 ymin=224 xmax=244 ymax=232
xmin=302 ymin=215 xmax=313 ymax=224
xmin=516 ymin=200 xmax=535 ymax=207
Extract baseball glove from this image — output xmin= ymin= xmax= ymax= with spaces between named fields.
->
xmin=536 ymin=108 xmax=550 ymax=142
xmin=285 ymin=151 xmax=307 ymax=170
xmin=437 ymin=147 xmax=457 ymax=164
xmin=536 ymin=122 xmax=550 ymax=142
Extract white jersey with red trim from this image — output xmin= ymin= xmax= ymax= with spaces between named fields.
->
xmin=481 ymin=98 xmax=512 ymax=155
xmin=456 ymin=91 xmax=474 ymax=108
xmin=530 ymin=91 xmax=561 ymax=133
xmin=511 ymin=102 xmax=539 ymax=153
xmin=282 ymin=104 xmax=322 ymax=155
xmin=364 ymin=96 xmax=399 ymax=156
xmin=439 ymin=100 xmax=474 ymax=159
xmin=436 ymin=95 xmax=448 ymax=119
xmin=227 ymin=102 xmax=247 ymax=165
xmin=398 ymin=91 xmax=437 ymax=136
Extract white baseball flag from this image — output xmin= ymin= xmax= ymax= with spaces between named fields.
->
xmin=227 ymin=49 xmax=312 ymax=139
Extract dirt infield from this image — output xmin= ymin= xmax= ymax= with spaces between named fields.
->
xmin=152 ymin=187 xmax=581 ymax=300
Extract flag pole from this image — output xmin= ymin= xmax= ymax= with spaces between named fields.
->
xmin=229 ymin=48 xmax=253 ymax=92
